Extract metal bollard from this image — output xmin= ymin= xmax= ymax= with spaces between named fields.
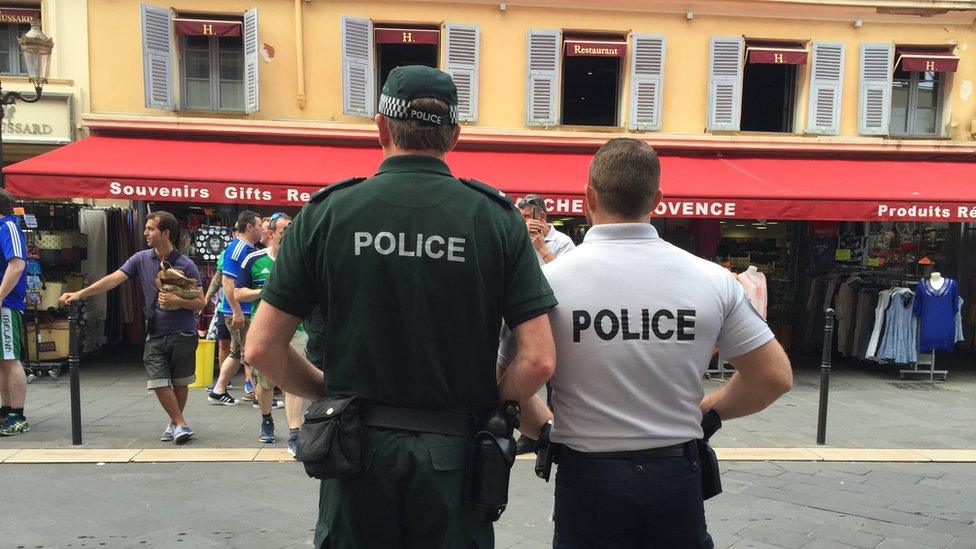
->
xmin=68 ymin=303 xmax=82 ymax=445
xmin=816 ymin=308 xmax=835 ymax=446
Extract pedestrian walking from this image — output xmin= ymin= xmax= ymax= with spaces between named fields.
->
xmin=207 ymin=210 xmax=262 ymax=406
xmin=501 ymin=138 xmax=793 ymax=548
xmin=0 ymin=189 xmax=30 ymax=436
xmin=246 ymin=65 xmax=557 ymax=547
xmin=60 ymin=211 xmax=205 ymax=444
xmin=235 ymin=212 xmax=305 ymax=453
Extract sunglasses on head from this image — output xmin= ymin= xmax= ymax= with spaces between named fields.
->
xmin=269 ymin=212 xmax=288 ymax=232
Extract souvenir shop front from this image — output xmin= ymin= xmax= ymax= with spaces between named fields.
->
xmin=5 ymin=136 xmax=976 ymax=377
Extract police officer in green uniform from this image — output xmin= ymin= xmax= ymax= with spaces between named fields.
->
xmin=246 ymin=65 xmax=558 ymax=548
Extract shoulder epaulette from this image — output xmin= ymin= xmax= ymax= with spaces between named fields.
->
xmin=309 ymin=177 xmax=367 ymax=203
xmin=458 ymin=178 xmax=514 ymax=209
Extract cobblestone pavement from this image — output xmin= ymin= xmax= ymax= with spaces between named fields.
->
xmin=1 ymin=460 xmax=973 ymax=548
xmin=8 ymin=346 xmax=976 ymax=450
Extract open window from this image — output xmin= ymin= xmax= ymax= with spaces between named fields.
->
xmin=341 ymin=16 xmax=480 ymax=121
xmin=176 ymin=15 xmax=246 ymax=111
xmin=141 ymin=5 xmax=259 ymax=113
xmin=740 ymin=40 xmax=806 ymax=132
xmin=0 ymin=6 xmax=39 ymax=75
xmin=890 ymin=47 xmax=955 ymax=136
xmin=375 ymin=26 xmax=439 ymax=98
xmin=561 ymin=35 xmax=625 ymax=126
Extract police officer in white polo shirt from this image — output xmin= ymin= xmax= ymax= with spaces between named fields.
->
xmin=499 ymin=138 xmax=793 ymax=548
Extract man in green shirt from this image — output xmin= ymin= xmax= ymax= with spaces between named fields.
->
xmin=235 ymin=213 xmax=307 ymax=455
xmin=247 ymin=66 xmax=557 ymax=548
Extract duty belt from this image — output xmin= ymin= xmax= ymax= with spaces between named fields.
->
xmin=566 ymin=441 xmax=692 ymax=460
xmin=361 ymin=404 xmax=477 ymax=437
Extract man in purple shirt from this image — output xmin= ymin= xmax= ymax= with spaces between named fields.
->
xmin=61 ymin=211 xmax=205 ymax=444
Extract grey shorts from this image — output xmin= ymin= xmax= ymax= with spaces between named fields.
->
xmin=143 ymin=331 xmax=198 ymax=389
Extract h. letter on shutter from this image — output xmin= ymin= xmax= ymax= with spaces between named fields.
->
xmin=341 ymin=15 xmax=374 ymax=117
xmin=445 ymin=23 xmax=480 ymax=122
xmin=807 ymin=41 xmax=845 ymax=135
xmin=859 ymin=43 xmax=893 ymax=136
xmin=526 ymin=29 xmax=561 ymax=126
xmin=629 ymin=34 xmax=666 ymax=131
xmin=707 ymin=36 xmax=744 ymax=131
xmin=141 ymin=4 xmax=173 ymax=110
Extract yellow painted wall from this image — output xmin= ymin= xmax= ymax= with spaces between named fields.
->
xmin=87 ymin=0 xmax=976 ymax=140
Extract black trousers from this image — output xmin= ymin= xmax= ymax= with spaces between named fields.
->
xmin=553 ymin=445 xmax=714 ymax=549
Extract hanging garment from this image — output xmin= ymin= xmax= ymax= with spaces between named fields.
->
xmin=955 ymin=296 xmax=965 ymax=344
xmin=876 ymin=289 xmax=918 ymax=364
xmin=687 ymin=219 xmax=721 ymax=259
xmin=834 ymin=278 xmax=860 ymax=356
xmin=854 ymin=289 xmax=879 ymax=359
xmin=79 ymin=209 xmax=108 ymax=321
xmin=865 ymin=289 xmax=895 ymax=360
xmin=736 ymin=270 xmax=768 ymax=319
xmin=913 ymin=278 xmax=959 ymax=351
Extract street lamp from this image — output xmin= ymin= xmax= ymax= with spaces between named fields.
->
xmin=0 ymin=19 xmax=54 ymax=186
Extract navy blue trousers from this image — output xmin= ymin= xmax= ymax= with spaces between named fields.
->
xmin=553 ymin=446 xmax=714 ymax=549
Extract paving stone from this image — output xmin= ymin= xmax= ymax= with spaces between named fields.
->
xmin=875 ymin=538 xmax=939 ymax=549
xmin=810 ymin=523 xmax=885 ymax=549
xmin=801 ymin=540 xmax=859 ymax=549
xmin=738 ymin=524 xmax=814 ymax=548
xmin=946 ymin=538 xmax=976 ymax=549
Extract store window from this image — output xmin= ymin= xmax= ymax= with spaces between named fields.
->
xmin=561 ymin=37 xmax=625 ymax=126
xmin=375 ymin=27 xmax=440 ymax=102
xmin=0 ymin=7 xmax=39 ymax=75
xmin=740 ymin=41 xmax=806 ymax=133
xmin=176 ymin=16 xmax=246 ymax=112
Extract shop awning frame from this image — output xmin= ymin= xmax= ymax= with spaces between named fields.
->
xmin=7 ymin=135 xmax=976 ymax=222
xmin=895 ymin=47 xmax=959 ymax=73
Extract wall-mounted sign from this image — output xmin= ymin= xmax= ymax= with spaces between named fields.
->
xmin=1 ymin=93 xmax=74 ymax=145
xmin=374 ymin=28 xmax=439 ymax=45
xmin=564 ymin=40 xmax=627 ymax=58
xmin=0 ymin=8 xmax=40 ymax=24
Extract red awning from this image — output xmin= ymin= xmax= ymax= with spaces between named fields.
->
xmin=746 ymin=42 xmax=808 ymax=65
xmin=374 ymin=28 xmax=439 ymax=45
xmin=6 ymin=135 xmax=976 ymax=222
xmin=174 ymin=18 xmax=242 ymax=38
xmin=896 ymin=47 xmax=959 ymax=73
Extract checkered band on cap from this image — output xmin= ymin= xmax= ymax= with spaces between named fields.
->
xmin=378 ymin=93 xmax=459 ymax=125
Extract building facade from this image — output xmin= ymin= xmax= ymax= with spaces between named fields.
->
xmin=1 ymin=0 xmax=90 ymax=164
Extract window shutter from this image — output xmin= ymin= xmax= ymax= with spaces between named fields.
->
xmin=628 ymin=34 xmax=666 ymax=131
xmin=243 ymin=8 xmax=260 ymax=114
xmin=141 ymin=3 xmax=173 ymax=110
xmin=526 ymin=29 xmax=560 ymax=126
xmin=859 ymin=43 xmax=893 ymax=135
xmin=341 ymin=15 xmax=374 ymax=117
xmin=706 ymin=36 xmax=744 ymax=131
xmin=445 ymin=23 xmax=479 ymax=122
xmin=807 ymin=42 xmax=845 ymax=135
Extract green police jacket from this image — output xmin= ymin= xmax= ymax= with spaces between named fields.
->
xmin=262 ymin=154 xmax=556 ymax=415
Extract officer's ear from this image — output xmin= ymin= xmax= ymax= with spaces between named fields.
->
xmin=650 ymin=188 xmax=664 ymax=213
xmin=584 ymin=184 xmax=600 ymax=215
xmin=448 ymin=124 xmax=461 ymax=152
xmin=375 ymin=114 xmax=392 ymax=148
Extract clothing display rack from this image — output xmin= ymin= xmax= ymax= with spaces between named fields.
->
xmin=900 ymin=350 xmax=947 ymax=381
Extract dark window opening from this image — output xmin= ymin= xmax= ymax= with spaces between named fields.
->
xmin=180 ymin=34 xmax=244 ymax=111
xmin=377 ymin=40 xmax=438 ymax=100
xmin=561 ymin=55 xmax=620 ymax=126
xmin=741 ymin=62 xmax=796 ymax=132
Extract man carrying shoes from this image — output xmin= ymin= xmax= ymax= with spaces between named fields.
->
xmin=61 ymin=211 xmax=205 ymax=444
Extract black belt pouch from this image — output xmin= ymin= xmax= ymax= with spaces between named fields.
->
xmin=696 ymin=439 xmax=722 ymax=500
xmin=296 ymin=395 xmax=365 ymax=479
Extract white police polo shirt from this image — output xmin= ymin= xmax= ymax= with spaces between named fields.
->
xmin=499 ymin=223 xmax=773 ymax=452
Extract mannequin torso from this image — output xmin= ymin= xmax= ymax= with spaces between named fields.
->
xmin=929 ymin=272 xmax=945 ymax=291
